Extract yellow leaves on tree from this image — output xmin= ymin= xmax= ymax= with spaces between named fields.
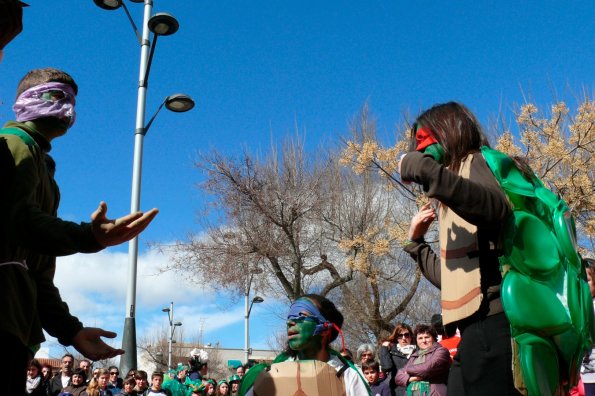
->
xmin=496 ymin=100 xmax=595 ymax=246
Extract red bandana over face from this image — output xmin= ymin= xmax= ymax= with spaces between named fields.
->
xmin=415 ymin=126 xmax=438 ymax=151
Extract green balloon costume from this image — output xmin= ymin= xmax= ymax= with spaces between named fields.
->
xmin=481 ymin=146 xmax=595 ymax=395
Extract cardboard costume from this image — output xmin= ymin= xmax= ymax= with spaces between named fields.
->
xmin=239 ymin=350 xmax=370 ymax=396
xmin=253 ymin=360 xmax=346 ymax=396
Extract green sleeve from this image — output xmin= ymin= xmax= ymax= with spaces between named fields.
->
xmin=3 ymin=134 xmax=103 ymax=256
xmin=238 ymin=363 xmax=269 ymax=396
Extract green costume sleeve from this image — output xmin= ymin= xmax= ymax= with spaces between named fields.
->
xmin=238 ymin=362 xmax=269 ymax=396
xmin=0 ymin=129 xmax=103 ymax=257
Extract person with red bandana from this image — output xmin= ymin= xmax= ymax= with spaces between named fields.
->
xmin=398 ymin=102 xmax=519 ymax=395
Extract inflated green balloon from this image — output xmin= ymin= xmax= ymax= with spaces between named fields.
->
xmin=482 ymin=146 xmax=594 ymax=396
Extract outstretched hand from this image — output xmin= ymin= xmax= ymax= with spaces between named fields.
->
xmin=0 ymin=0 xmax=24 ymax=51
xmin=72 ymin=327 xmax=125 ymax=361
xmin=408 ymin=202 xmax=436 ymax=241
xmin=91 ymin=202 xmax=158 ymax=247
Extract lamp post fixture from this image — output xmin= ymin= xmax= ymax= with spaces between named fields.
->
xmin=244 ymin=267 xmax=264 ymax=364
xmin=94 ymin=0 xmax=195 ymax=374
xmin=163 ymin=302 xmax=182 ymax=370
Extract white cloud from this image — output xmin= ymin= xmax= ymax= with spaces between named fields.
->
xmin=45 ymin=247 xmax=286 ymax=357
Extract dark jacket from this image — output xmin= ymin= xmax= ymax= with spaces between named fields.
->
xmin=395 ymin=343 xmax=450 ymax=396
xmin=61 ymin=383 xmax=87 ymax=396
xmin=49 ymin=375 xmax=70 ymax=396
xmin=0 ymin=122 xmax=102 ymax=349
xmin=379 ymin=344 xmax=409 ymax=396
xmin=401 ymin=151 xmax=510 ymax=321
xmin=370 ymin=377 xmax=391 ymax=396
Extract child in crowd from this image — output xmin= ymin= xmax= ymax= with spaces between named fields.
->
xmin=362 ymin=361 xmax=390 ymax=396
xmin=146 ymin=371 xmax=171 ymax=396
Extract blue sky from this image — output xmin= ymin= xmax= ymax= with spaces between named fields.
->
xmin=2 ymin=1 xmax=595 ymax=363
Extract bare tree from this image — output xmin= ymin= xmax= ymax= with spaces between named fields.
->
xmin=163 ymin=114 xmax=440 ymax=343
xmin=165 ymin=137 xmax=351 ymax=302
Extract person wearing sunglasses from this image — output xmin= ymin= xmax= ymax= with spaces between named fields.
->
xmin=107 ymin=366 xmax=122 ymax=394
xmin=380 ymin=323 xmax=415 ymax=396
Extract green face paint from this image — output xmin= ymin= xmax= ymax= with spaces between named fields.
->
xmin=287 ymin=316 xmax=320 ymax=351
xmin=423 ymin=143 xmax=445 ymax=164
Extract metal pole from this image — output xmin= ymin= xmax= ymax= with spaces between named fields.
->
xmin=168 ymin=302 xmax=173 ymax=369
xmin=120 ymin=0 xmax=153 ymax=375
xmin=244 ymin=275 xmax=250 ymax=365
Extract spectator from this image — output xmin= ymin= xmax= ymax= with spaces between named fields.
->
xmin=114 ymin=377 xmax=136 ymax=396
xmin=356 ymin=343 xmax=377 ymax=367
xmin=26 ymin=358 xmax=46 ymax=395
xmin=145 ymin=371 xmax=171 ymax=396
xmin=83 ymin=368 xmax=113 ymax=396
xmin=50 ymin=353 xmax=74 ymax=396
xmin=0 ymin=67 xmax=158 ymax=396
xmin=79 ymin=360 xmax=92 ymax=382
xmin=380 ymin=323 xmax=415 ymax=396
xmin=235 ymin=366 xmax=244 ymax=379
xmin=125 ymin=370 xmax=137 ymax=380
xmin=61 ymin=368 xmax=87 ymax=396
xmin=228 ymin=375 xmax=240 ymax=395
xmin=188 ymin=348 xmax=209 ymax=381
xmin=431 ymin=314 xmax=460 ymax=362
xmin=41 ymin=364 xmax=53 ymax=393
xmin=395 ymin=325 xmax=450 ymax=396
xmin=205 ymin=379 xmax=216 ymax=395
xmin=107 ymin=366 xmax=123 ymax=393
xmin=162 ymin=365 xmax=188 ymax=396
xmin=216 ymin=380 xmax=229 ymax=396
xmin=133 ymin=371 xmax=148 ymax=395
xmin=362 ymin=361 xmax=390 ymax=396
xmin=240 ymin=294 xmax=371 ymax=396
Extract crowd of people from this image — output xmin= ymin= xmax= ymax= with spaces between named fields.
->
xmin=24 ymin=353 xmax=247 ymax=396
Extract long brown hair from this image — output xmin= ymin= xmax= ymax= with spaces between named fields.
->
xmin=386 ymin=323 xmax=413 ymax=344
xmin=411 ymin=102 xmax=489 ymax=172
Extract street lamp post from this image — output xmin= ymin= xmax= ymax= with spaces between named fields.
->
xmin=94 ymin=0 xmax=195 ymax=374
xmin=163 ymin=302 xmax=182 ymax=370
xmin=244 ymin=268 xmax=264 ymax=365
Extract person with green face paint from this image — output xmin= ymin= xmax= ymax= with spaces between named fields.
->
xmin=239 ymin=294 xmax=371 ymax=395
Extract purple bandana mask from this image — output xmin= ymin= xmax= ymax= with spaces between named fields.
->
xmin=13 ymin=82 xmax=77 ymax=128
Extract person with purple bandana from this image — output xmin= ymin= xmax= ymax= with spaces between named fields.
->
xmin=0 ymin=67 xmax=159 ymax=395
xmin=239 ymin=294 xmax=371 ymax=396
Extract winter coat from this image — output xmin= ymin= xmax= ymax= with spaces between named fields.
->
xmin=395 ymin=343 xmax=450 ymax=396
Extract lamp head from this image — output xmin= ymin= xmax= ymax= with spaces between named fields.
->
xmin=148 ymin=12 xmax=179 ymax=36
xmin=174 ymin=322 xmax=183 ymax=327
xmin=93 ymin=0 xmax=122 ymax=10
xmin=165 ymin=94 xmax=195 ymax=112
xmin=162 ymin=307 xmax=171 ymax=313
xmin=252 ymin=296 xmax=264 ymax=304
